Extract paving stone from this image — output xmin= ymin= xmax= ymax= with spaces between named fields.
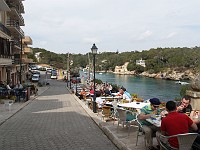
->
xmin=0 ymin=81 xmax=118 ymax=150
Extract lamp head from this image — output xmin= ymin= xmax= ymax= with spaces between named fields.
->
xmin=91 ymin=43 xmax=98 ymax=54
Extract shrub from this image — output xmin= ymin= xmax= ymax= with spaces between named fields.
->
xmin=180 ymin=85 xmax=191 ymax=97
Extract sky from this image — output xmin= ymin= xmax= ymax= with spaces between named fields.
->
xmin=22 ymin=0 xmax=200 ymax=54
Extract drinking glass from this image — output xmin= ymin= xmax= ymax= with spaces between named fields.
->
xmin=185 ymin=108 xmax=190 ymax=116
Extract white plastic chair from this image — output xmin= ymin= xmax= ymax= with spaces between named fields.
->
xmin=112 ymin=100 xmax=118 ymax=125
xmin=135 ymin=114 xmax=147 ymax=149
xmin=159 ymin=133 xmax=198 ymax=150
xmin=116 ymin=108 xmax=138 ymax=135
xmin=4 ymin=100 xmax=14 ymax=111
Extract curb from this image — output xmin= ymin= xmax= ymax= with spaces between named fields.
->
xmin=66 ymin=86 xmax=131 ymax=150
xmin=0 ymin=86 xmax=50 ymax=126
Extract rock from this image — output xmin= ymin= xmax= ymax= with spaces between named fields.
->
xmin=191 ymin=75 xmax=200 ymax=92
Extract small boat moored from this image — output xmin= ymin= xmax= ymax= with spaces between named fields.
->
xmin=175 ymin=81 xmax=189 ymax=85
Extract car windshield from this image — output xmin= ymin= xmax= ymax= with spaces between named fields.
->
xmin=33 ymin=75 xmax=39 ymax=78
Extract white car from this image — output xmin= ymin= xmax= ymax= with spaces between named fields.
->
xmin=32 ymin=74 xmax=40 ymax=82
xmin=51 ymin=74 xmax=57 ymax=79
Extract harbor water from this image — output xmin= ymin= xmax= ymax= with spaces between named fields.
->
xmin=81 ymin=71 xmax=186 ymax=102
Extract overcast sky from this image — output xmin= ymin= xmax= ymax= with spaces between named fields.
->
xmin=22 ymin=0 xmax=200 ymax=54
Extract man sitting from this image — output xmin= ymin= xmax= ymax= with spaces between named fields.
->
xmin=176 ymin=95 xmax=193 ymax=115
xmin=139 ymin=98 xmax=162 ymax=150
xmin=119 ymin=87 xmax=132 ymax=103
xmin=157 ymin=100 xmax=198 ymax=149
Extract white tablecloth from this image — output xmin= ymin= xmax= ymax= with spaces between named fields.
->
xmin=118 ymin=102 xmax=150 ymax=109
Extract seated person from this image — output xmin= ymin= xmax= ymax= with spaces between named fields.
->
xmin=139 ymin=98 xmax=162 ymax=150
xmin=156 ymin=101 xmax=198 ymax=149
xmin=119 ymin=87 xmax=132 ymax=103
xmin=14 ymin=82 xmax=23 ymax=89
xmin=96 ymin=96 xmax=105 ymax=108
xmin=79 ymin=88 xmax=86 ymax=99
xmin=0 ymin=81 xmax=6 ymax=88
xmin=176 ymin=95 xmax=193 ymax=116
xmin=6 ymin=81 xmax=13 ymax=94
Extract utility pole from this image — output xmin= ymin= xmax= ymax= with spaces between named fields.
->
xmin=67 ymin=53 xmax=69 ymax=87
xmin=19 ymin=36 xmax=23 ymax=84
xmin=88 ymin=53 xmax=90 ymax=83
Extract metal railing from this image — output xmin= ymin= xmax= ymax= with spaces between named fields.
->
xmin=0 ymin=37 xmax=12 ymax=58
xmin=6 ymin=19 xmax=24 ymax=36
xmin=0 ymin=22 xmax=11 ymax=36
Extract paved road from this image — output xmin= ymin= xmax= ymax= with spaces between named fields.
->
xmin=0 ymin=75 xmax=118 ymax=150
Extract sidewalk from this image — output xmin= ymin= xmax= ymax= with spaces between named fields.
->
xmin=69 ymin=89 xmax=150 ymax=150
xmin=0 ymin=86 xmax=49 ymax=125
xmin=0 ymin=84 xmax=155 ymax=150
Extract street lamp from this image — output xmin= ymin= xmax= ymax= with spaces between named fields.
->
xmin=91 ymin=43 xmax=98 ymax=113
xmin=19 ymin=36 xmax=23 ymax=84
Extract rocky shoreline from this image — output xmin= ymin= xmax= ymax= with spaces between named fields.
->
xmin=104 ymin=69 xmax=198 ymax=81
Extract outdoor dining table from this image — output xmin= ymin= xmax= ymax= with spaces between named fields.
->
xmin=118 ymin=101 xmax=150 ymax=109
xmin=146 ymin=116 xmax=161 ymax=127
xmin=101 ymin=96 xmax=122 ymax=101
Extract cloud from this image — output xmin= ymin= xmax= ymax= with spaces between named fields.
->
xmin=22 ymin=0 xmax=200 ymax=54
xmin=82 ymin=37 xmax=100 ymax=44
xmin=165 ymin=32 xmax=177 ymax=39
xmin=138 ymin=30 xmax=153 ymax=40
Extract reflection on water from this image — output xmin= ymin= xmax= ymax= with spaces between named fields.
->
xmin=81 ymin=71 xmax=183 ymax=102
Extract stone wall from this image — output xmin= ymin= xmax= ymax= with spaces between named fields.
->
xmin=186 ymin=90 xmax=200 ymax=110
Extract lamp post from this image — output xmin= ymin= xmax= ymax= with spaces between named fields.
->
xmin=19 ymin=36 xmax=23 ymax=84
xmin=67 ymin=53 xmax=69 ymax=87
xmin=91 ymin=43 xmax=98 ymax=113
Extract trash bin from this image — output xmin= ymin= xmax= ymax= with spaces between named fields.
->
xmin=26 ymin=87 xmax=31 ymax=101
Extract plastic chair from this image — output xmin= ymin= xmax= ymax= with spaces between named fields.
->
xmin=112 ymin=100 xmax=118 ymax=125
xmin=159 ymin=133 xmax=198 ymax=150
xmin=135 ymin=114 xmax=147 ymax=149
xmin=116 ymin=108 xmax=138 ymax=135
xmin=4 ymin=100 xmax=14 ymax=111
xmin=102 ymin=106 xmax=111 ymax=121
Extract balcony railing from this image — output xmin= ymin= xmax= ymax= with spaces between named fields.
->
xmin=6 ymin=19 xmax=24 ymax=36
xmin=22 ymin=58 xmax=33 ymax=63
xmin=0 ymin=22 xmax=11 ymax=36
xmin=23 ymin=36 xmax=32 ymax=45
xmin=24 ymin=47 xmax=33 ymax=53
xmin=0 ymin=37 xmax=12 ymax=58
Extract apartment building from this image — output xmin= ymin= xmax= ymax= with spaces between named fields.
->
xmin=0 ymin=0 xmax=33 ymax=85
xmin=22 ymin=36 xmax=33 ymax=81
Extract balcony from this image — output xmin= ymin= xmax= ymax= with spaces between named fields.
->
xmin=22 ymin=58 xmax=33 ymax=64
xmin=6 ymin=3 xmax=25 ymax=26
xmin=0 ymin=37 xmax=12 ymax=58
xmin=6 ymin=19 xmax=24 ymax=37
xmin=24 ymin=47 xmax=33 ymax=54
xmin=0 ymin=57 xmax=12 ymax=66
xmin=23 ymin=36 xmax=32 ymax=45
xmin=0 ymin=22 xmax=11 ymax=36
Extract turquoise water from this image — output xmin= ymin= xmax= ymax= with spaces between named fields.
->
xmin=81 ymin=71 xmax=184 ymax=102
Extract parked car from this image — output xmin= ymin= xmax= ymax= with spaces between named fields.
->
xmin=39 ymin=67 xmax=46 ymax=71
xmin=46 ymin=68 xmax=52 ymax=73
xmin=30 ymin=66 xmax=37 ymax=70
xmin=31 ymin=74 xmax=40 ymax=82
xmin=51 ymin=70 xmax=57 ymax=79
xmin=32 ymin=71 xmax=40 ymax=77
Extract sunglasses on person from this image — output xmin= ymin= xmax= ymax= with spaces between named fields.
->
xmin=153 ymin=105 xmax=159 ymax=108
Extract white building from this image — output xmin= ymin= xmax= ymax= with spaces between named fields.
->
xmin=136 ymin=58 xmax=146 ymax=67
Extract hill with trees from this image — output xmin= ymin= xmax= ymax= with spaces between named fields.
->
xmin=28 ymin=47 xmax=200 ymax=75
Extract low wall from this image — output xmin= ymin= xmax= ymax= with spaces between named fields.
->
xmin=186 ymin=90 xmax=200 ymax=110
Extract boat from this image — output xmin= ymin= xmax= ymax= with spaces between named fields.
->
xmin=99 ymin=73 xmax=102 ymax=75
xmin=175 ymin=81 xmax=189 ymax=85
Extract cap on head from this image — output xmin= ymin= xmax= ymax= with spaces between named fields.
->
xmin=121 ymin=87 xmax=126 ymax=91
xmin=150 ymin=98 xmax=161 ymax=106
